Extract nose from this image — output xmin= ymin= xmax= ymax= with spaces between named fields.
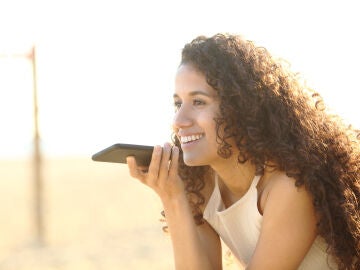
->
xmin=172 ymin=104 xmax=193 ymax=132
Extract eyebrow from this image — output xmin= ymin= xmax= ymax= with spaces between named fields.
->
xmin=173 ymin=90 xmax=214 ymax=99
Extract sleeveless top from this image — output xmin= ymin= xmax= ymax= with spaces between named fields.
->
xmin=203 ymin=175 xmax=338 ymax=269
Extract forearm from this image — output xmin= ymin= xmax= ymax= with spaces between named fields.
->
xmin=127 ymin=145 xmax=220 ymax=269
xmin=162 ymin=195 xmax=217 ymax=270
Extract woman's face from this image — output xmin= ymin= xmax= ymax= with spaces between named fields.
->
xmin=172 ymin=64 xmax=221 ymax=166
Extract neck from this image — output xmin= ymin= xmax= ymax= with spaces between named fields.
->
xmin=211 ymin=154 xmax=256 ymax=196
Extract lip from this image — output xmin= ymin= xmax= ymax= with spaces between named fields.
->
xmin=181 ymin=139 xmax=200 ymax=150
xmin=178 ymin=133 xmax=204 ymax=149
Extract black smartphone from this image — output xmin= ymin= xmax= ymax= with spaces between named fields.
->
xmin=92 ymin=143 xmax=154 ymax=166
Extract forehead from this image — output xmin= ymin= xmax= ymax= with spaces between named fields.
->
xmin=174 ymin=64 xmax=216 ymax=97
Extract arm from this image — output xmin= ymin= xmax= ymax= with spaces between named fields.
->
xmin=163 ymin=195 xmax=222 ymax=270
xmin=127 ymin=143 xmax=222 ymax=270
xmin=247 ymin=174 xmax=318 ymax=270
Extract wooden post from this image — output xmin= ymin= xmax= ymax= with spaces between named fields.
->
xmin=29 ymin=46 xmax=44 ymax=245
xmin=0 ymin=45 xmax=45 ymax=245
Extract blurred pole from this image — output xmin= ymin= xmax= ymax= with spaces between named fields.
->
xmin=0 ymin=46 xmax=44 ymax=245
xmin=29 ymin=46 xmax=45 ymax=245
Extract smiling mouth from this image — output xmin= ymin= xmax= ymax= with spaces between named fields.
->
xmin=180 ymin=134 xmax=204 ymax=144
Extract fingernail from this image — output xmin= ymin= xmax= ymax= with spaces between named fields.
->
xmin=164 ymin=142 xmax=171 ymax=150
xmin=154 ymin=145 xmax=162 ymax=154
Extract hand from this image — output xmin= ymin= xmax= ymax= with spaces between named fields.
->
xmin=126 ymin=143 xmax=184 ymax=201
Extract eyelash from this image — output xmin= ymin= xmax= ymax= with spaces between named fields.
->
xmin=173 ymin=99 xmax=206 ymax=110
xmin=174 ymin=101 xmax=182 ymax=110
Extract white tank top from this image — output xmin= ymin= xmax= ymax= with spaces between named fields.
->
xmin=203 ymin=175 xmax=338 ymax=269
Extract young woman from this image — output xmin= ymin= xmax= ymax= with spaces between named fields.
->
xmin=126 ymin=33 xmax=360 ymax=270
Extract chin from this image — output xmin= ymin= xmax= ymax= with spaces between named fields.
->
xmin=183 ymin=160 xmax=199 ymax=167
xmin=183 ymin=155 xmax=207 ymax=167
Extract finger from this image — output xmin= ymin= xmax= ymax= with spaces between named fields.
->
xmin=126 ymin=156 xmax=140 ymax=178
xmin=126 ymin=156 xmax=146 ymax=182
xmin=159 ymin=143 xmax=172 ymax=178
xmin=168 ymin=146 xmax=179 ymax=178
xmin=147 ymin=145 xmax=162 ymax=182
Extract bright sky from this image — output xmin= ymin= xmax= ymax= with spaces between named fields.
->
xmin=0 ymin=0 xmax=359 ymax=158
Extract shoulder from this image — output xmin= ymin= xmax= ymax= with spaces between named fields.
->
xmin=258 ymin=170 xmax=314 ymax=215
xmin=249 ymin=171 xmax=319 ymax=269
xmin=257 ymin=170 xmax=318 ymax=248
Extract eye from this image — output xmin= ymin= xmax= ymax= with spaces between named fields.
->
xmin=193 ymin=99 xmax=206 ymax=106
xmin=173 ymin=100 xmax=182 ymax=110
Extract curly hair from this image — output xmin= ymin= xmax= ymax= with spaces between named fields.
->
xmin=173 ymin=33 xmax=360 ymax=269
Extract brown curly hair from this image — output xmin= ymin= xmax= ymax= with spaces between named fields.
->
xmin=172 ymin=33 xmax=360 ymax=269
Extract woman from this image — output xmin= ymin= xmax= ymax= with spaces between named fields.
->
xmin=127 ymin=33 xmax=360 ymax=269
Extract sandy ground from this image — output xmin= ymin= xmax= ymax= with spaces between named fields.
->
xmin=0 ymin=157 xmax=239 ymax=270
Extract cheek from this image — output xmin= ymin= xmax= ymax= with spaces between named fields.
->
xmin=202 ymin=117 xmax=218 ymax=142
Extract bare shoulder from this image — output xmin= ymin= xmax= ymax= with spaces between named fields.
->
xmin=249 ymin=170 xmax=318 ymax=269
xmin=258 ymin=170 xmax=314 ymax=215
xmin=263 ymin=170 xmax=317 ymax=229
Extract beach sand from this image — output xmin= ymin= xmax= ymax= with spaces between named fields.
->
xmin=0 ymin=157 xmax=239 ymax=270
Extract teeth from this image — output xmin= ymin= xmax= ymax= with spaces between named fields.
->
xmin=180 ymin=134 xmax=203 ymax=143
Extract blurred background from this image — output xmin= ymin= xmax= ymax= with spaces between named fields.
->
xmin=0 ymin=0 xmax=359 ymax=269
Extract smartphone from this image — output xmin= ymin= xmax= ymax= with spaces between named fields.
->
xmin=92 ymin=143 xmax=154 ymax=166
